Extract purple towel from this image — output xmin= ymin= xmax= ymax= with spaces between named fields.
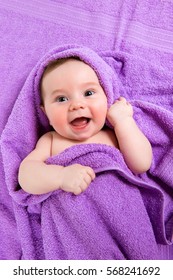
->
xmin=1 ymin=44 xmax=173 ymax=259
xmin=0 ymin=0 xmax=173 ymax=259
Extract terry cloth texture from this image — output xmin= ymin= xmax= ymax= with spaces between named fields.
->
xmin=0 ymin=0 xmax=173 ymax=259
xmin=1 ymin=44 xmax=173 ymax=259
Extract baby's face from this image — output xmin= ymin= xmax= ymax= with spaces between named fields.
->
xmin=41 ymin=59 xmax=108 ymax=141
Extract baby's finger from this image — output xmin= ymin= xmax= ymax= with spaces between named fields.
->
xmin=126 ymin=100 xmax=131 ymax=106
xmin=86 ymin=167 xmax=96 ymax=180
xmin=73 ymin=187 xmax=83 ymax=196
xmin=83 ymin=174 xmax=93 ymax=187
xmin=118 ymin=96 xmax=126 ymax=102
xmin=76 ymin=179 xmax=91 ymax=194
xmin=80 ymin=180 xmax=89 ymax=192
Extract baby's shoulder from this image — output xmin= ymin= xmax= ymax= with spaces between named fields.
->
xmin=36 ymin=131 xmax=53 ymax=148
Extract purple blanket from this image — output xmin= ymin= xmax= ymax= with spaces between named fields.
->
xmin=1 ymin=43 xmax=173 ymax=260
xmin=0 ymin=0 xmax=173 ymax=259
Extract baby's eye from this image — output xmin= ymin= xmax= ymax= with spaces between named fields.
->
xmin=56 ymin=96 xmax=68 ymax=103
xmin=84 ymin=90 xmax=95 ymax=97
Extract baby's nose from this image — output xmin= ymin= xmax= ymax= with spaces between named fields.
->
xmin=69 ymin=100 xmax=86 ymax=111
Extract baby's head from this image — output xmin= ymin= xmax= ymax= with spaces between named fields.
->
xmin=40 ymin=57 xmax=108 ymax=141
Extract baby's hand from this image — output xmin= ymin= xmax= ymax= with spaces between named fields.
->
xmin=60 ymin=164 xmax=95 ymax=195
xmin=107 ymin=97 xmax=133 ymax=127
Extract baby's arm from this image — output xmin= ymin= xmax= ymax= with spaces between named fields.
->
xmin=107 ymin=97 xmax=152 ymax=174
xmin=18 ymin=132 xmax=95 ymax=195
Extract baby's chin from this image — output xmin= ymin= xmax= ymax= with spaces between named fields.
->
xmin=68 ymin=134 xmax=93 ymax=142
xmin=66 ymin=130 xmax=99 ymax=143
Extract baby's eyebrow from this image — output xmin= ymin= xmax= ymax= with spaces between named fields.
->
xmin=51 ymin=89 xmax=65 ymax=95
xmin=81 ymin=82 xmax=100 ymax=87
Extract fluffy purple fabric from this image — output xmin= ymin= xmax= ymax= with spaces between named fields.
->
xmin=0 ymin=0 xmax=173 ymax=259
xmin=1 ymin=44 xmax=173 ymax=259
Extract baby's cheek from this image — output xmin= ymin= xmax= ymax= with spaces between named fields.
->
xmin=50 ymin=111 xmax=65 ymax=129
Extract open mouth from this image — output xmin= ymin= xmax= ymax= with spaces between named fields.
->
xmin=70 ymin=117 xmax=90 ymax=128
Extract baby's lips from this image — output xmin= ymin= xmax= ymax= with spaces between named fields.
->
xmin=70 ymin=117 xmax=89 ymax=126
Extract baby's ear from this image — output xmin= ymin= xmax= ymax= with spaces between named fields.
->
xmin=40 ymin=105 xmax=52 ymax=126
xmin=40 ymin=105 xmax=46 ymax=114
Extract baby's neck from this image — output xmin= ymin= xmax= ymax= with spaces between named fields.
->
xmin=51 ymin=127 xmax=118 ymax=156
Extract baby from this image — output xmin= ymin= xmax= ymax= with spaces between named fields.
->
xmin=18 ymin=58 xmax=152 ymax=195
